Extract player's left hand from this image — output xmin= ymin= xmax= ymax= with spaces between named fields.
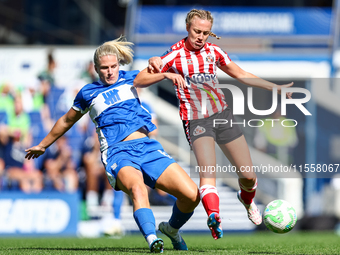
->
xmin=25 ymin=145 xmax=46 ymax=160
xmin=277 ymin=82 xmax=294 ymax=99
xmin=148 ymin=57 xmax=162 ymax=73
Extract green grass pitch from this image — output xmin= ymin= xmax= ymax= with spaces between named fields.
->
xmin=0 ymin=231 xmax=339 ymax=254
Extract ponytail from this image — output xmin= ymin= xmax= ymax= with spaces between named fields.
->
xmin=94 ymin=36 xmax=134 ymax=67
xmin=209 ymin=32 xmax=221 ymax=40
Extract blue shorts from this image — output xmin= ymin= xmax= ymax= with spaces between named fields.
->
xmin=102 ymin=137 xmax=176 ymax=190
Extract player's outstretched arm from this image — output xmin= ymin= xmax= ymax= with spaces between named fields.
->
xmin=25 ymin=108 xmax=84 ymax=160
xmin=219 ymin=62 xmax=293 ymax=98
xmin=134 ymin=68 xmax=186 ymax=90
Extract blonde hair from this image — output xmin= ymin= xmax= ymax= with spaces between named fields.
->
xmin=185 ymin=9 xmax=221 ymax=40
xmin=94 ymin=36 xmax=134 ymax=67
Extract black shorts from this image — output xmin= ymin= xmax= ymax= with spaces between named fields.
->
xmin=182 ymin=108 xmax=243 ymax=147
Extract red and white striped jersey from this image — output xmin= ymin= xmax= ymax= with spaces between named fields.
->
xmin=161 ymin=38 xmax=231 ymax=120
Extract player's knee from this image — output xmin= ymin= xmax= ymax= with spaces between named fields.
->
xmin=193 ymin=189 xmax=200 ymax=206
xmin=129 ymin=183 xmax=148 ymax=200
xmin=182 ymin=188 xmax=200 ymax=208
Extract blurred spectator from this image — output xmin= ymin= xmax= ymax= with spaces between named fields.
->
xmin=8 ymin=95 xmax=31 ymax=147
xmin=57 ymin=81 xmax=85 ymax=122
xmin=36 ymin=52 xmax=57 ymax=128
xmin=0 ymin=83 xmax=12 ymax=189
xmin=43 ymin=136 xmax=78 ymax=192
xmin=21 ymin=77 xmax=53 ymax=129
xmin=1 ymin=95 xmax=43 ymax=192
xmin=21 ymin=78 xmax=45 ymax=113
xmin=253 ymin=107 xmax=298 ymax=165
xmin=0 ymin=83 xmax=12 ymax=149
xmin=3 ymin=136 xmax=43 ymax=193
xmin=0 ymin=83 xmax=15 ymax=117
xmin=80 ymin=61 xmax=98 ymax=84
xmin=38 ymin=52 xmax=56 ymax=86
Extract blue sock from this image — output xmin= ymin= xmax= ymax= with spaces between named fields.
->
xmin=169 ymin=203 xmax=194 ymax=229
xmin=113 ymin=190 xmax=124 ymax=219
xmin=133 ymin=208 xmax=156 ymax=238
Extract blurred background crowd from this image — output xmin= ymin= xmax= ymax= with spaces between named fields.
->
xmin=1 ymin=0 xmax=340 ymax=234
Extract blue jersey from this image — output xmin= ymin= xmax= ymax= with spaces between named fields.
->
xmin=72 ymin=70 xmax=156 ymax=151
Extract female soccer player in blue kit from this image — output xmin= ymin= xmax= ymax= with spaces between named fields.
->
xmin=25 ymin=36 xmax=200 ymax=253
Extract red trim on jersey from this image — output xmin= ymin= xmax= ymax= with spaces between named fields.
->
xmin=195 ymin=50 xmax=205 ymax=74
xmin=200 ymin=44 xmax=219 ymax=117
xmin=177 ymin=52 xmax=191 ymax=120
xmin=214 ymin=46 xmax=230 ymax=66
xmin=201 ymin=83 xmax=219 ymax=117
xmin=204 ymin=46 xmax=215 ymax=74
xmin=184 ymin=50 xmax=200 ymax=119
xmin=161 ymin=56 xmax=175 ymax=74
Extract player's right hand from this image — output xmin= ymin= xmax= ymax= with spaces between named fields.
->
xmin=164 ymin=73 xmax=186 ymax=90
xmin=148 ymin=57 xmax=162 ymax=73
xmin=25 ymin=145 xmax=46 ymax=160
xmin=277 ymin=82 xmax=294 ymax=99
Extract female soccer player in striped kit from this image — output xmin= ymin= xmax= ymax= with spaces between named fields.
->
xmin=25 ymin=36 xmax=200 ymax=252
xmin=134 ymin=9 xmax=293 ymax=240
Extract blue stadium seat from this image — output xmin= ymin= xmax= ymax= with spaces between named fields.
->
xmin=27 ymin=111 xmax=46 ymax=170
xmin=0 ymin=176 xmax=20 ymax=191
xmin=28 ymin=111 xmax=46 ymax=139
xmin=65 ymin=125 xmax=86 ymax=169
xmin=0 ymin=111 xmax=8 ymax=124
xmin=46 ymin=87 xmax=65 ymax=120
xmin=28 ymin=111 xmax=42 ymax=123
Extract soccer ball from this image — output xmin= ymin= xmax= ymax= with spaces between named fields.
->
xmin=263 ymin=200 xmax=297 ymax=234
